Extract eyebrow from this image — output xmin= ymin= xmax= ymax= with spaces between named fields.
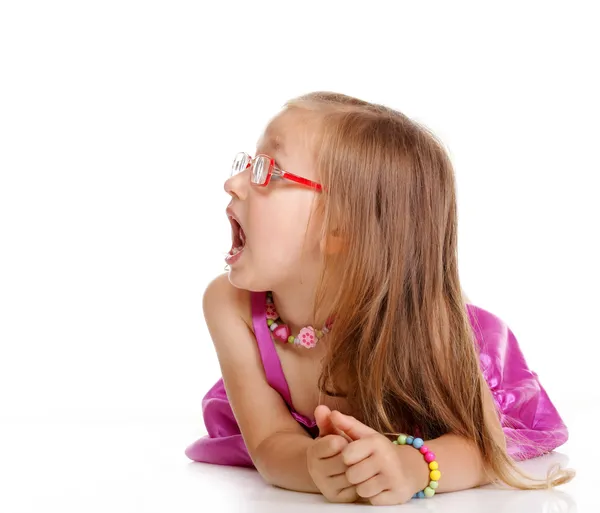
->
xmin=256 ymin=132 xmax=285 ymax=158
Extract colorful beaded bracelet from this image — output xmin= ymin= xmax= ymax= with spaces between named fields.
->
xmin=393 ymin=434 xmax=441 ymax=499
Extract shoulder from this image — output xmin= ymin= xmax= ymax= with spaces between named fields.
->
xmin=202 ymin=273 xmax=254 ymax=332
xmin=202 ymin=274 xmax=309 ymax=456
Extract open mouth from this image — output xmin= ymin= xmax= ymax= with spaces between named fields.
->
xmin=228 ymin=215 xmax=246 ymax=257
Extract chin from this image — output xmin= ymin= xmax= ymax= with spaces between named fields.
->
xmin=227 ymin=272 xmax=256 ymax=292
xmin=227 ymin=262 xmax=269 ymax=292
xmin=227 ymin=263 xmax=290 ymax=294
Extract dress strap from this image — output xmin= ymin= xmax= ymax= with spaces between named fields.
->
xmin=250 ymin=291 xmax=293 ymax=406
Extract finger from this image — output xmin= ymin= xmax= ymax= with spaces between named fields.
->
xmin=315 ymin=434 xmax=347 ymax=459
xmin=315 ymin=406 xmax=353 ymax=442
xmin=369 ymin=490 xmax=402 ymax=506
xmin=321 ymin=452 xmax=349 ymax=477
xmin=345 ymin=455 xmax=379 ymax=485
xmin=314 ymin=405 xmax=336 ymax=437
xmin=342 ymin=438 xmax=377 ymax=466
xmin=334 ymin=485 xmax=359 ymax=504
xmin=355 ymin=474 xmax=388 ymax=499
xmin=328 ymin=472 xmax=354 ymax=494
xmin=330 ymin=410 xmax=379 ymax=441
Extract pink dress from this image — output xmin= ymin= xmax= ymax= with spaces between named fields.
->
xmin=185 ymin=292 xmax=568 ymax=467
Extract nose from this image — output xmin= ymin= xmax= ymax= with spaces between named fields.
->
xmin=224 ymin=170 xmax=248 ymax=200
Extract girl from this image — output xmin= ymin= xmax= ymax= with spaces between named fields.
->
xmin=185 ymin=92 xmax=574 ymax=505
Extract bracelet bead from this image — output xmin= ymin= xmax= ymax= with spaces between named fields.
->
xmin=395 ymin=433 xmax=440 ymax=499
xmin=412 ymin=437 xmax=424 ymax=449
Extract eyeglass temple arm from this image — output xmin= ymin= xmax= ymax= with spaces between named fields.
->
xmin=277 ymin=169 xmax=323 ymax=191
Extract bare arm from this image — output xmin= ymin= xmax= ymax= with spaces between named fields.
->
xmin=402 ymin=377 xmax=506 ymax=493
xmin=203 ymin=274 xmax=319 ymax=492
xmin=255 ymin=434 xmax=319 ymax=492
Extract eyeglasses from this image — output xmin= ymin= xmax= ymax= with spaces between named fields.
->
xmin=230 ymin=152 xmax=323 ymax=192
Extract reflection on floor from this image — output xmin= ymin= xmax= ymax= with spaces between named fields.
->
xmin=0 ymin=412 xmax=589 ymax=513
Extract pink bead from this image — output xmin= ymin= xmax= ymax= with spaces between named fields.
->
xmin=419 ymin=445 xmax=429 ymax=454
xmin=265 ymin=304 xmax=278 ymax=320
xmin=424 ymin=452 xmax=436 ymax=463
xmin=298 ymin=326 xmax=317 ymax=348
xmin=273 ymin=324 xmax=291 ymax=342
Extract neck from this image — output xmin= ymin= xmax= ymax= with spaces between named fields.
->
xmin=270 ymin=277 xmax=332 ymax=336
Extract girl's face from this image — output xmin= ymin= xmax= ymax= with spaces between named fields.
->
xmin=223 ymin=109 xmax=324 ymax=292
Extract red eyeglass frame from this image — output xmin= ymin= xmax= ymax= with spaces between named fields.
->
xmin=237 ymin=152 xmax=323 ymax=192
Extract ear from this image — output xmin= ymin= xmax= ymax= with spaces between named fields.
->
xmin=320 ymin=230 xmax=346 ymax=255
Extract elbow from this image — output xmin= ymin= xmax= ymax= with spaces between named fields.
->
xmin=252 ymin=432 xmax=313 ymax=489
xmin=252 ymin=435 xmax=279 ymax=485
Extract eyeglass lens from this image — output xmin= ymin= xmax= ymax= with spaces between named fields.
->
xmin=231 ymin=153 xmax=248 ymax=176
xmin=251 ymin=156 xmax=270 ymax=185
xmin=231 ymin=153 xmax=272 ymax=185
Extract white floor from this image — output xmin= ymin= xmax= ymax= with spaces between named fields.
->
xmin=0 ymin=400 xmax=592 ymax=513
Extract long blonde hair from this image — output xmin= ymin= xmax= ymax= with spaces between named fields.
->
xmin=285 ymin=91 xmax=574 ymax=489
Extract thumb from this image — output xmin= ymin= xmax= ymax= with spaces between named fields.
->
xmin=329 ymin=411 xmax=379 ymax=441
xmin=314 ymin=405 xmax=336 ymax=438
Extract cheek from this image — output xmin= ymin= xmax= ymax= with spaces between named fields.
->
xmin=266 ymin=217 xmax=316 ymax=258
xmin=248 ymin=192 xmax=321 ymax=260
xmin=264 ymin=220 xmax=308 ymax=258
xmin=279 ymin=201 xmax=320 ymax=247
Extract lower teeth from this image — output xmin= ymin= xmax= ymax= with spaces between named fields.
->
xmin=231 ymin=246 xmax=244 ymax=255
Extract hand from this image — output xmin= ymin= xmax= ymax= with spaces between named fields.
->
xmin=329 ymin=410 xmax=421 ymax=506
xmin=306 ymin=405 xmax=358 ymax=503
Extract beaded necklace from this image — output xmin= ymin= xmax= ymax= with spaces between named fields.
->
xmin=265 ymin=291 xmax=333 ymax=349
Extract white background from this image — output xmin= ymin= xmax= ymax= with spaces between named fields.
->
xmin=0 ymin=1 xmax=598 ymax=512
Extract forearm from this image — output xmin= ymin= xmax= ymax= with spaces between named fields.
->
xmin=403 ymin=433 xmax=491 ymax=493
xmin=254 ymin=432 xmax=320 ymax=493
